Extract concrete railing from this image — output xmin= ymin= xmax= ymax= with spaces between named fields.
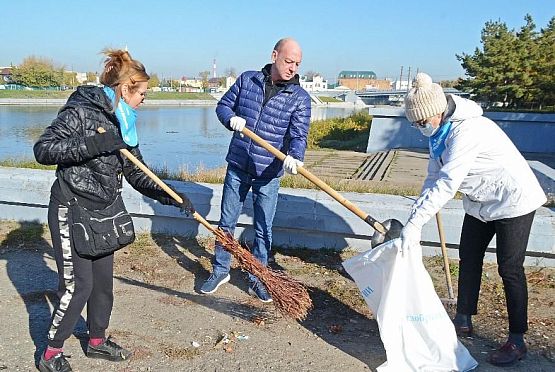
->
xmin=367 ymin=107 xmax=555 ymax=153
xmin=1 ymin=167 xmax=554 ymax=266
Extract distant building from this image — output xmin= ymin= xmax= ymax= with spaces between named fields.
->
xmin=183 ymin=78 xmax=203 ymax=88
xmin=0 ymin=67 xmax=13 ymax=84
xmin=300 ymin=75 xmax=328 ymax=92
xmin=207 ymin=76 xmax=237 ymax=93
xmin=222 ymin=76 xmax=236 ymax=91
xmin=338 ymin=70 xmax=376 ymax=90
xmin=390 ymin=79 xmax=412 ymax=90
xmin=208 ymin=77 xmax=221 ymax=92
xmin=177 ymin=78 xmax=203 ymax=92
xmin=75 ymin=72 xmax=87 ymax=84
xmin=339 ymin=70 xmax=376 ymax=79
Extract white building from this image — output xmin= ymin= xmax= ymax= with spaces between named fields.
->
xmin=75 ymin=72 xmax=87 ymax=84
xmin=390 ymin=79 xmax=412 ymax=90
xmin=222 ymin=76 xmax=236 ymax=91
xmin=300 ymin=75 xmax=328 ymax=92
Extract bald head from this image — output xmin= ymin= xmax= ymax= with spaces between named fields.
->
xmin=273 ymin=38 xmax=301 ymax=53
xmin=271 ymin=38 xmax=302 ymax=82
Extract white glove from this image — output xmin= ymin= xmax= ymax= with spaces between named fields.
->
xmin=229 ymin=116 xmax=246 ymax=132
xmin=399 ymin=221 xmax=421 ymax=255
xmin=283 ymin=155 xmax=304 ymax=175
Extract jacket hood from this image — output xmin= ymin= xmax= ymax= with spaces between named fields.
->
xmin=261 ymin=63 xmax=300 ymax=86
xmin=67 ymin=85 xmax=114 ymax=113
xmin=447 ymin=94 xmax=483 ymax=122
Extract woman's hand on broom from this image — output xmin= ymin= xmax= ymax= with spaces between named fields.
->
xmin=169 ymin=188 xmax=195 ymax=216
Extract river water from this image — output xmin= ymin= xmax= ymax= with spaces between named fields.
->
xmin=0 ymin=105 xmax=359 ymax=171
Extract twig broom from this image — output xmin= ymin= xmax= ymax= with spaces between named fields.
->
xmin=100 ymin=128 xmax=312 ymax=320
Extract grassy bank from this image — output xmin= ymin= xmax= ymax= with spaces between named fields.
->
xmin=0 ymin=90 xmax=71 ymax=99
xmin=317 ymin=96 xmax=341 ymax=103
xmin=0 ymin=159 xmax=55 ymax=170
xmin=154 ymin=164 xmax=419 ymax=196
xmin=307 ymin=110 xmax=372 ymax=151
xmin=145 ymin=92 xmax=214 ymax=100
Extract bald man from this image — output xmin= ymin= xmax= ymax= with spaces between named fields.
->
xmin=200 ymin=38 xmax=312 ymax=302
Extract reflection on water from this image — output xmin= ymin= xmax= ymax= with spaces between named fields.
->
xmin=0 ymin=105 xmax=360 ymax=172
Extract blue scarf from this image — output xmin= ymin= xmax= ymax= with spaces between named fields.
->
xmin=429 ymin=121 xmax=452 ymax=160
xmin=103 ymin=86 xmax=138 ymax=147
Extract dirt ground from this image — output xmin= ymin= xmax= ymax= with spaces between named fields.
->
xmin=0 ymin=220 xmax=553 ymax=371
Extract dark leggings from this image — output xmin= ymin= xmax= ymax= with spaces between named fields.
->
xmin=456 ymin=211 xmax=536 ymax=334
xmin=46 ymin=199 xmax=114 ymax=349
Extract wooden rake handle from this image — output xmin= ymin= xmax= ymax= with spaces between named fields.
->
xmin=436 ymin=212 xmax=455 ymax=300
xmin=241 ymin=127 xmax=387 ymax=235
xmin=97 ymin=127 xmax=217 ymax=234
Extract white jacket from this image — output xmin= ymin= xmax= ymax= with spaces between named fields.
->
xmin=408 ymin=95 xmax=547 ymax=229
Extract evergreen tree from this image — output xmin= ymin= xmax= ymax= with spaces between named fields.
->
xmin=457 ymin=20 xmax=517 ymax=107
xmin=457 ymin=15 xmax=554 ymax=110
xmin=513 ymin=15 xmax=539 ymax=108
xmin=536 ymin=17 xmax=555 ymax=109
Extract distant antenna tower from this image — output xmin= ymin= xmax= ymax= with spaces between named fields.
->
xmin=212 ymin=58 xmax=217 ymax=78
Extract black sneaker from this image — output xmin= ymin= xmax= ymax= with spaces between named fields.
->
xmin=86 ymin=337 xmax=132 ymax=362
xmin=38 ymin=353 xmax=72 ymax=372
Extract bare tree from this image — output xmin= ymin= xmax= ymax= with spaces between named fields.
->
xmin=199 ymin=71 xmax=210 ymax=90
xmin=224 ymin=67 xmax=237 ymax=78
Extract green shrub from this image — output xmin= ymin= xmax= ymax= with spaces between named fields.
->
xmin=308 ymin=110 xmax=372 ymax=151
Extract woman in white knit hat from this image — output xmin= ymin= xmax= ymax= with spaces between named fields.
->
xmin=401 ymin=72 xmax=546 ymax=367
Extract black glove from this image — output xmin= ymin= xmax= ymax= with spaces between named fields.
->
xmin=170 ymin=190 xmax=195 ymax=216
xmin=85 ymin=131 xmax=127 ymax=157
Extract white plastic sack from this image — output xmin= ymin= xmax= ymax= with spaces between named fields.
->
xmin=342 ymin=238 xmax=477 ymax=372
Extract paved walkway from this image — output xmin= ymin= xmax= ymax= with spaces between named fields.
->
xmin=303 ymin=148 xmax=428 ymax=188
xmin=304 ymin=149 xmax=554 ymax=190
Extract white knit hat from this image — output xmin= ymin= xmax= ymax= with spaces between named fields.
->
xmin=404 ymin=72 xmax=447 ymax=123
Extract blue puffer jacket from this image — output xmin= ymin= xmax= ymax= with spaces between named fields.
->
xmin=216 ymin=69 xmax=312 ymax=179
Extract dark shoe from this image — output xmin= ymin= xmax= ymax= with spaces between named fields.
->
xmin=86 ymin=336 xmax=132 ymax=362
xmin=454 ymin=324 xmax=473 ymax=337
xmin=452 ymin=314 xmax=473 ymax=337
xmin=38 ymin=353 xmax=72 ymax=372
xmin=200 ymin=272 xmax=230 ymax=294
xmin=248 ymin=281 xmax=273 ymax=303
xmin=487 ymin=341 xmax=527 ymax=367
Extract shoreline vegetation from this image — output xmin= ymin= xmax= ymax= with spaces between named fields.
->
xmin=0 ymin=89 xmax=215 ymax=100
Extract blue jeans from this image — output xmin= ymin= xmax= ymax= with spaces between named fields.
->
xmin=212 ymin=165 xmax=280 ymax=283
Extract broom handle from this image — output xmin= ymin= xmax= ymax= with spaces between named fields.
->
xmin=241 ymin=127 xmax=387 ymax=235
xmin=97 ymin=128 xmax=217 ymax=234
xmin=436 ymin=212 xmax=455 ymax=299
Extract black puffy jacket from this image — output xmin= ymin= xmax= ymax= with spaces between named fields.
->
xmin=34 ymin=85 xmax=172 ymax=209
